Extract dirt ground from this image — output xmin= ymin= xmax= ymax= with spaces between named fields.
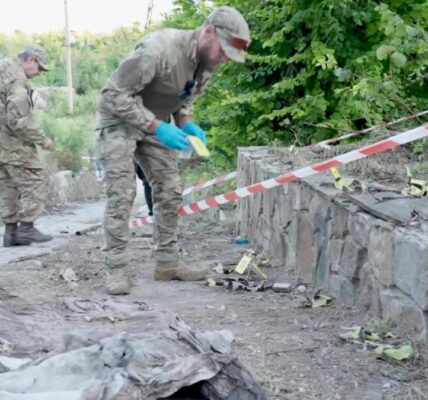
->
xmin=1 ymin=206 xmax=427 ymax=399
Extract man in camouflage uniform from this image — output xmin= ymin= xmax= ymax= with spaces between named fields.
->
xmin=0 ymin=44 xmax=54 ymax=247
xmin=95 ymin=6 xmax=251 ymax=295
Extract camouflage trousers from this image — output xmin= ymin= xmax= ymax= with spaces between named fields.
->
xmin=94 ymin=125 xmax=182 ymax=270
xmin=0 ymin=147 xmax=48 ymax=224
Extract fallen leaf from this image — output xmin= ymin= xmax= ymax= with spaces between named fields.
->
xmin=311 ymin=294 xmax=333 ymax=308
xmin=383 ymin=344 xmax=414 ymax=361
xmin=373 ymin=344 xmax=414 ymax=361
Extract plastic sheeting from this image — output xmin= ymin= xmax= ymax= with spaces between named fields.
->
xmin=0 ymin=295 xmax=266 ymax=400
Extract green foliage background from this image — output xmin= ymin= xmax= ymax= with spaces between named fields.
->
xmin=165 ymin=0 xmax=428 ymax=169
xmin=0 ymin=25 xmax=146 ymax=171
xmin=0 ymin=0 xmax=427 ymax=172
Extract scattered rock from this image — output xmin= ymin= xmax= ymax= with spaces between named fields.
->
xmin=60 ymin=268 xmax=79 ymax=282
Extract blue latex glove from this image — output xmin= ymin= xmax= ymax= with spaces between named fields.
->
xmin=181 ymin=121 xmax=207 ymax=145
xmin=154 ymin=122 xmax=190 ymax=150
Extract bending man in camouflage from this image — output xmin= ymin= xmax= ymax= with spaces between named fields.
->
xmin=95 ymin=6 xmax=251 ymax=295
xmin=0 ymin=44 xmax=54 ymax=247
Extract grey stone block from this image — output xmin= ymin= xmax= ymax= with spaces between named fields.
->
xmin=293 ymin=182 xmax=310 ymax=211
xmin=421 ymin=311 xmax=428 ymax=344
xmin=368 ymin=225 xmax=394 ymax=287
xmin=348 ymin=212 xmax=372 ymax=248
xmin=313 ymin=204 xmax=332 ymax=285
xmin=380 ymin=289 xmax=426 ymax=338
xmin=47 ymin=169 xmax=102 ymax=209
xmin=330 ymin=239 xmax=344 ymax=273
xmin=356 ymin=262 xmax=382 ymax=315
xmin=339 ymin=237 xmax=367 ymax=279
xmin=393 ymin=231 xmax=428 ymax=310
xmin=330 ymin=204 xmax=348 ymax=239
xmin=329 ymin=274 xmax=355 ymax=302
xmin=275 ymin=194 xmax=292 ymax=229
xmin=296 ymin=213 xmax=315 ymax=280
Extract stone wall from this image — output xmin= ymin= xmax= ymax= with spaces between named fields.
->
xmin=38 ymin=149 xmax=103 ymax=209
xmin=237 ymin=147 xmax=428 ymax=343
xmin=46 ymin=169 xmax=103 ymax=209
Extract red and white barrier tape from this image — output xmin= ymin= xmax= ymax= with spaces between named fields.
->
xmin=130 ymin=215 xmax=154 ymax=227
xmin=315 ymin=109 xmax=428 ymax=149
xmin=130 ymin=124 xmax=428 ymax=227
xmin=178 ymin=124 xmax=428 ymax=217
xmin=131 ymin=171 xmax=237 ymax=219
xmin=182 ymin=171 xmax=237 ymax=196
xmin=131 ymin=110 xmax=428 ymax=223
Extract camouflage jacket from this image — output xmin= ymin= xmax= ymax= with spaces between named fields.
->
xmin=96 ymin=28 xmax=213 ymax=135
xmin=0 ymin=58 xmax=47 ymax=147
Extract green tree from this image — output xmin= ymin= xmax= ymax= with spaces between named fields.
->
xmin=166 ymin=0 xmax=428 ymax=168
xmin=1 ymin=1 xmax=426 ymax=171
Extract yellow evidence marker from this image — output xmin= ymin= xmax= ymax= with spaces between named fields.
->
xmin=188 ymin=136 xmax=210 ymax=158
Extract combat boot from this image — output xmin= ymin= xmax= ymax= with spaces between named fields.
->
xmin=106 ymin=268 xmax=131 ymax=295
xmin=154 ymin=260 xmax=206 ymax=281
xmin=3 ymin=223 xmax=18 ymax=247
xmin=15 ymin=222 xmax=53 ymax=245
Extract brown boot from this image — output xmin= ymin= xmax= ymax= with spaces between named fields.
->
xmin=15 ymin=222 xmax=53 ymax=245
xmin=154 ymin=261 xmax=206 ymax=281
xmin=3 ymin=223 xmax=18 ymax=247
xmin=106 ymin=268 xmax=131 ymax=295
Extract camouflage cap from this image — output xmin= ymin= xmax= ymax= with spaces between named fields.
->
xmin=205 ymin=6 xmax=250 ymax=63
xmin=19 ymin=44 xmax=49 ymax=71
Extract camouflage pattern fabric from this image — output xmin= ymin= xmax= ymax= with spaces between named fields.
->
xmin=96 ymin=29 xmax=212 ymax=133
xmin=0 ymin=58 xmax=49 ymax=224
xmin=0 ymin=59 xmax=47 ymax=152
xmin=135 ymin=135 xmax=182 ymax=262
xmin=95 ymin=28 xmax=214 ymax=269
xmin=0 ymin=163 xmax=47 ymax=224
xmin=94 ymin=126 xmax=182 ymax=267
xmin=94 ymin=126 xmax=137 ymax=269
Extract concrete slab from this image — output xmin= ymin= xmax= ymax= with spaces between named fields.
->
xmin=349 ymin=192 xmax=428 ymax=225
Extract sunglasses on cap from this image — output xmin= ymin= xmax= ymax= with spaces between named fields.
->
xmin=214 ymin=25 xmax=250 ymax=50
xmin=228 ymin=36 xmax=250 ymax=50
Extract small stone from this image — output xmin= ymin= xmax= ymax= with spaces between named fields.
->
xmin=213 ymin=264 xmax=224 ymax=274
xmin=60 ymin=268 xmax=78 ymax=282
xmin=272 ymin=282 xmax=292 ymax=293
xmin=296 ymin=285 xmax=307 ymax=293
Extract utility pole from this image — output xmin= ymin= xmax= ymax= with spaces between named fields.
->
xmin=145 ymin=0 xmax=154 ymax=31
xmin=64 ymin=0 xmax=74 ymax=114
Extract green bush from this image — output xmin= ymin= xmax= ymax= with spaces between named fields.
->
xmin=35 ymin=91 xmax=96 ymax=172
xmin=166 ymin=0 xmax=428 ymax=168
xmin=2 ymin=1 xmax=427 ymax=173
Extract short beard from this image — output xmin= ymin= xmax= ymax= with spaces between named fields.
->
xmin=197 ymin=47 xmax=217 ymax=73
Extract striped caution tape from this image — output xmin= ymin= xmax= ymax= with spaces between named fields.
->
xmin=132 ymin=110 xmax=428 ymax=220
xmin=132 ymin=110 xmax=428 ymax=221
xmin=130 ymin=171 xmax=237 ymax=220
xmin=130 ymin=124 xmax=428 ymax=227
xmin=178 ymin=124 xmax=428 ymax=217
xmin=130 ymin=171 xmax=236 ymax=226
xmin=182 ymin=171 xmax=237 ymax=196
xmin=315 ymin=109 xmax=428 ymax=149
xmin=130 ymin=215 xmax=154 ymax=227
